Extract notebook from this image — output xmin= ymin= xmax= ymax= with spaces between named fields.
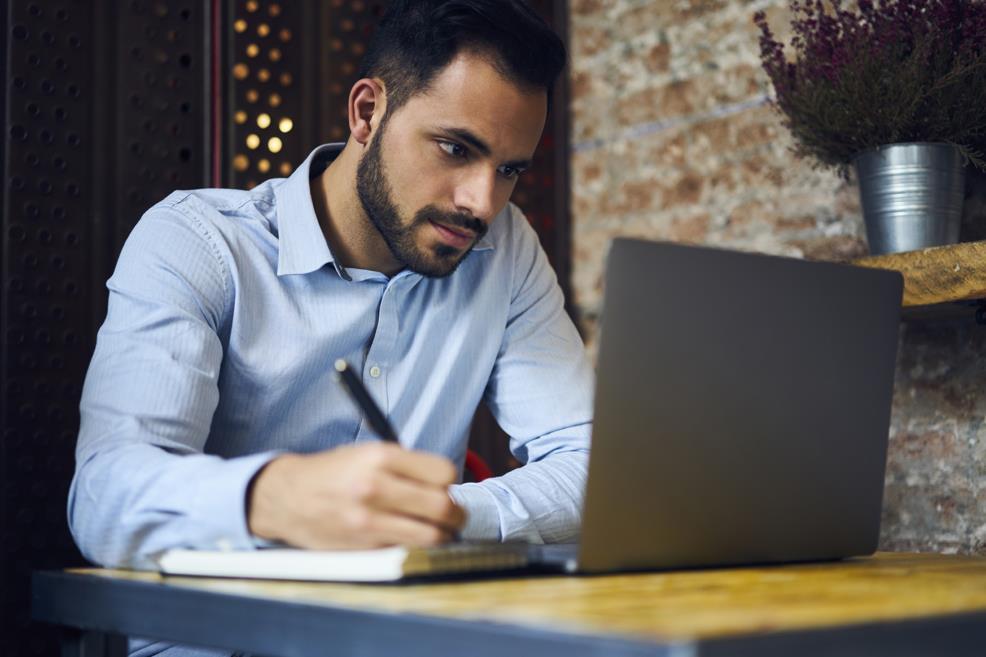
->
xmin=156 ymin=542 xmax=533 ymax=582
xmin=155 ymin=239 xmax=903 ymax=581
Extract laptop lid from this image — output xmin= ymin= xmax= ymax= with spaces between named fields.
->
xmin=577 ymin=239 xmax=903 ymax=573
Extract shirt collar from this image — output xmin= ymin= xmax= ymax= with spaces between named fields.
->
xmin=273 ymin=142 xmax=495 ymax=278
xmin=274 ymin=143 xmax=347 ymax=277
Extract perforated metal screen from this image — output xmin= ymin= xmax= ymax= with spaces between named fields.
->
xmin=4 ymin=3 xmax=99 ymax=654
xmin=226 ymin=0 xmax=312 ymax=186
xmin=2 ymin=2 xmax=209 ymax=655
xmin=112 ymin=0 xmax=209 ymax=252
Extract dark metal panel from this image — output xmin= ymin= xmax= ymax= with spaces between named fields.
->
xmin=111 ymin=0 xmax=209 ymax=252
xmin=3 ymin=3 xmax=96 ymax=656
xmin=510 ymin=0 xmax=572 ymax=302
xmin=0 ymin=0 xmax=8 ymax=652
xmin=549 ymin=0 xmax=573 ymax=305
xmin=3 ymin=3 xmax=213 ymax=657
xmin=224 ymin=0 xmax=308 ymax=188
xmin=317 ymin=0 xmax=388 ymax=145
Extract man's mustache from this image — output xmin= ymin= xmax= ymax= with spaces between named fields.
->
xmin=415 ymin=205 xmax=488 ymax=239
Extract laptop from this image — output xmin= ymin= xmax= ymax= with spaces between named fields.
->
xmin=535 ymin=238 xmax=903 ymax=574
xmin=157 ymin=239 xmax=903 ymax=581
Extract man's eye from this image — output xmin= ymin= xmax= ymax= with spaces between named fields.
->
xmin=498 ymin=165 xmax=522 ymax=180
xmin=438 ymin=141 xmax=466 ymax=158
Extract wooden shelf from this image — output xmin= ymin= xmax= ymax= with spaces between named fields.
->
xmin=853 ymin=241 xmax=986 ymax=314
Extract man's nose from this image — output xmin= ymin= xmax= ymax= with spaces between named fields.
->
xmin=453 ymin=168 xmax=498 ymax=223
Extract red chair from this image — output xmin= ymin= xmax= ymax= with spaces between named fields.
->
xmin=464 ymin=449 xmax=493 ymax=482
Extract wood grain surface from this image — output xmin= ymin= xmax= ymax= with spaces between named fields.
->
xmin=73 ymin=552 xmax=986 ymax=643
xmin=854 ymin=241 xmax=986 ymax=307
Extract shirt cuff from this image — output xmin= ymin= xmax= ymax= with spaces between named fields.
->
xmin=190 ymin=450 xmax=283 ymax=551
xmin=448 ymin=483 xmax=502 ymax=541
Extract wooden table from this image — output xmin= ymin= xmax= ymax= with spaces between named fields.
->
xmin=32 ymin=552 xmax=986 ymax=657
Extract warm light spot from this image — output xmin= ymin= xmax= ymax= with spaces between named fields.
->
xmin=245 ymin=0 xmax=258 ymax=12
xmin=278 ymin=117 xmax=293 ymax=133
xmin=246 ymin=134 xmax=260 ymax=149
xmin=257 ymin=23 xmax=270 ymax=37
xmin=257 ymin=68 xmax=270 ymax=82
xmin=234 ymin=19 xmax=247 ymax=33
xmin=246 ymin=179 xmax=257 ymax=189
xmin=269 ymin=4 xmax=281 ymax=16
xmin=233 ymin=154 xmax=249 ymax=171
xmin=279 ymin=161 xmax=292 ymax=175
xmin=256 ymin=113 xmax=271 ymax=129
xmin=246 ymin=43 xmax=259 ymax=58
xmin=234 ymin=111 xmax=247 ymax=124
xmin=232 ymin=63 xmax=249 ymax=80
xmin=245 ymin=89 xmax=259 ymax=103
xmin=268 ymin=136 xmax=283 ymax=153
xmin=279 ymin=72 xmax=292 ymax=86
xmin=268 ymin=48 xmax=281 ymax=62
xmin=279 ymin=28 xmax=292 ymax=42
xmin=258 ymin=158 xmax=270 ymax=173
xmin=268 ymin=93 xmax=282 ymax=107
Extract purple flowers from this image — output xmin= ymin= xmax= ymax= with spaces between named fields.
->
xmin=754 ymin=0 xmax=986 ymax=172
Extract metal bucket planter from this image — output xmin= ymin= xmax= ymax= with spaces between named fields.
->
xmin=854 ymin=142 xmax=965 ymax=255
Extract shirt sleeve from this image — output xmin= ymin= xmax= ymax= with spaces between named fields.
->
xmin=448 ymin=207 xmax=594 ymax=544
xmin=68 ymin=200 xmax=279 ymax=569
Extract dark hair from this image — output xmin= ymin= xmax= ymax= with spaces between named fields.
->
xmin=358 ymin=0 xmax=567 ymax=115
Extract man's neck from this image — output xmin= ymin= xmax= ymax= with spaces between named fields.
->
xmin=310 ymin=142 xmax=402 ymax=275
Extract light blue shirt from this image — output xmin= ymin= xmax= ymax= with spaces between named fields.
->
xmin=69 ymin=143 xmax=594 ymax=572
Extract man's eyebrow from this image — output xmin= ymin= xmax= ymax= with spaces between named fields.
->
xmin=437 ymin=126 xmax=533 ymax=170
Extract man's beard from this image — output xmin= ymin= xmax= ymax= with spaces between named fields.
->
xmin=355 ymin=120 xmax=488 ymax=278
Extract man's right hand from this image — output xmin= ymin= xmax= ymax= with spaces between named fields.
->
xmin=246 ymin=443 xmax=467 ymax=550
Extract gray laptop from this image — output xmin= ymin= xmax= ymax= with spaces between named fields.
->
xmin=533 ymin=238 xmax=903 ymax=574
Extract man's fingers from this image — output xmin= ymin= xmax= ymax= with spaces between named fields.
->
xmin=363 ymin=442 xmax=458 ymax=486
xmin=367 ymin=511 xmax=455 ymax=547
xmin=327 ymin=506 xmax=453 ymax=548
xmin=295 ymin=516 xmax=450 ymax=551
xmin=354 ymin=471 xmax=466 ymax=532
xmin=259 ymin=444 xmax=467 ymax=551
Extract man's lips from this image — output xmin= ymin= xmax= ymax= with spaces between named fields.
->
xmin=429 ymin=220 xmax=476 ymax=249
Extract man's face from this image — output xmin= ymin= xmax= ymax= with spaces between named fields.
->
xmin=356 ymin=51 xmax=548 ymax=277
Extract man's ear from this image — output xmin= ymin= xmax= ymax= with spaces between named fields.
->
xmin=348 ymin=78 xmax=387 ymax=146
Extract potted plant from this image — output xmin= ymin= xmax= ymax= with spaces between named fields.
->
xmin=754 ymin=0 xmax=986 ymax=254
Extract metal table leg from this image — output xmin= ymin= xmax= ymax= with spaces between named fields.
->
xmin=60 ymin=629 xmax=127 ymax=657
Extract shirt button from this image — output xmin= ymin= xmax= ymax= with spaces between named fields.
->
xmin=369 ymin=366 xmax=382 ymax=378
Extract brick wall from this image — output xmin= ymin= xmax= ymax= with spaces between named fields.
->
xmin=568 ymin=0 xmax=986 ymax=554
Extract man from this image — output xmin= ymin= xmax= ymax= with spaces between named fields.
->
xmin=70 ymin=0 xmax=592 ymax=595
